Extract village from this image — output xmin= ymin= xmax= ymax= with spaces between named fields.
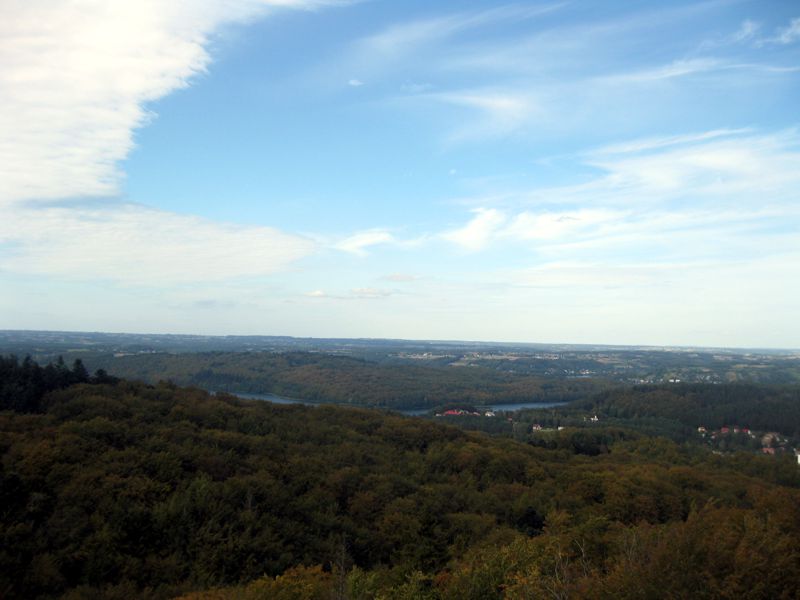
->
xmin=433 ymin=407 xmax=800 ymax=465
xmin=698 ymin=425 xmax=800 ymax=463
xmin=435 ymin=408 xmax=497 ymax=418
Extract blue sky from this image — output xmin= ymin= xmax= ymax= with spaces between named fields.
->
xmin=1 ymin=0 xmax=799 ymax=348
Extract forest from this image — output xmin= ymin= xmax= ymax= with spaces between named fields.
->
xmin=5 ymin=330 xmax=798 ymax=387
xmin=2 ymin=356 xmax=800 ymax=598
xmin=76 ymin=351 xmax=606 ymax=410
xmin=581 ymin=383 xmax=800 ymax=437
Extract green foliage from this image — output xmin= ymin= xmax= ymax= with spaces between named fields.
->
xmin=81 ymin=351 xmax=605 ymax=410
xmin=0 ymin=354 xmax=114 ymax=413
xmin=586 ymin=383 xmax=800 ymax=438
xmin=2 ymin=367 xmax=800 ymax=598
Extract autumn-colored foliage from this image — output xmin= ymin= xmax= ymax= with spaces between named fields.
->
xmin=2 ymin=357 xmax=800 ymax=598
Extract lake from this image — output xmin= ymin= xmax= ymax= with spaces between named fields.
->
xmin=223 ymin=391 xmax=568 ymax=415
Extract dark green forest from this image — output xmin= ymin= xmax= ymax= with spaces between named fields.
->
xmin=426 ymin=382 xmax=800 ymax=451
xmin=580 ymin=383 xmax=800 ymax=438
xmin=79 ymin=351 xmax=605 ymax=410
xmin=2 ymin=357 xmax=800 ymax=598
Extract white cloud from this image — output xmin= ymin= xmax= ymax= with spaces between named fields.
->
xmin=590 ymin=128 xmax=753 ymax=156
xmin=0 ymin=0 xmax=349 ymax=286
xmin=355 ymin=4 xmax=563 ymax=61
xmin=510 ymin=129 xmax=800 ymax=216
xmin=580 ymin=129 xmax=800 ymax=203
xmin=441 ymin=129 xmax=800 ymax=261
xmin=0 ymin=203 xmax=315 ymax=285
xmin=775 ymin=17 xmax=800 ymax=45
xmin=0 ymin=0 xmax=345 ymax=206
xmin=348 ymin=78 xmax=364 ymax=86
xmin=335 ymin=229 xmax=395 ymax=256
xmin=752 ymin=16 xmax=800 ymax=47
xmin=434 ymin=90 xmax=537 ymax=139
xmin=600 ymin=58 xmax=721 ymax=84
xmin=311 ymin=3 xmax=564 ymax=93
xmin=505 ymin=209 xmax=621 ymax=242
xmin=442 ymin=207 xmax=630 ymax=253
xmin=442 ymin=208 xmax=506 ymax=251
xmin=732 ymin=19 xmax=760 ymax=43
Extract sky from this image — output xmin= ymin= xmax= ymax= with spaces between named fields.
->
xmin=1 ymin=0 xmax=799 ymax=348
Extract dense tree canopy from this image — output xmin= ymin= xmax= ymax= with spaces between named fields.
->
xmin=78 ymin=351 xmax=606 ymax=410
xmin=0 ymin=354 xmax=115 ymax=413
xmin=581 ymin=383 xmax=800 ymax=438
xmin=1 ymin=358 xmax=800 ymax=598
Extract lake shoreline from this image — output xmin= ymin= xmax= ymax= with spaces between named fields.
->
xmin=218 ymin=390 xmax=569 ymax=415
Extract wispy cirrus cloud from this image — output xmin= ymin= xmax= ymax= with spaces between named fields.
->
xmin=309 ymin=3 xmax=565 ymax=94
xmin=589 ymin=128 xmax=754 ymax=156
xmin=732 ymin=19 xmax=761 ymax=43
xmin=577 ymin=128 xmax=800 ymax=204
xmin=431 ymin=90 xmax=539 ymax=140
xmin=335 ymin=229 xmax=396 ymax=256
xmin=771 ymin=16 xmax=800 ymax=45
xmin=442 ymin=207 xmax=625 ymax=252
xmin=353 ymin=3 xmax=565 ymax=63
xmin=442 ymin=128 xmax=800 ymax=261
xmin=722 ymin=15 xmax=800 ymax=48
xmin=597 ymin=58 xmax=722 ymax=83
xmin=442 ymin=208 xmax=506 ymax=251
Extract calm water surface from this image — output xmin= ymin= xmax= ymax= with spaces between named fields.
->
xmin=225 ymin=392 xmax=567 ymax=415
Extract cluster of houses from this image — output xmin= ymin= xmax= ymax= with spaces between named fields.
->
xmin=697 ymin=425 xmax=753 ymax=437
xmin=698 ymin=425 xmax=800 ymax=463
xmin=435 ymin=408 xmax=496 ymax=418
xmin=531 ymin=423 xmax=566 ymax=432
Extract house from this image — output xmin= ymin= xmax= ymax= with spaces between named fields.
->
xmin=531 ymin=424 xmax=542 ymax=431
xmin=590 ymin=415 xmax=599 ymax=422
xmin=697 ymin=426 xmax=707 ymax=433
xmin=720 ymin=427 xmax=730 ymax=434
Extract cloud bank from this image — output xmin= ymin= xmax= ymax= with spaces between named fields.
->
xmin=0 ymin=203 xmax=315 ymax=285
xmin=0 ymin=0 xmax=340 ymax=283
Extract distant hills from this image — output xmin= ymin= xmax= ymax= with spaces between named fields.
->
xmin=2 ymin=330 xmax=799 ymax=392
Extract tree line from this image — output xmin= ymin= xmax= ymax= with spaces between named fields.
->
xmin=0 ymin=354 xmax=116 ymax=413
